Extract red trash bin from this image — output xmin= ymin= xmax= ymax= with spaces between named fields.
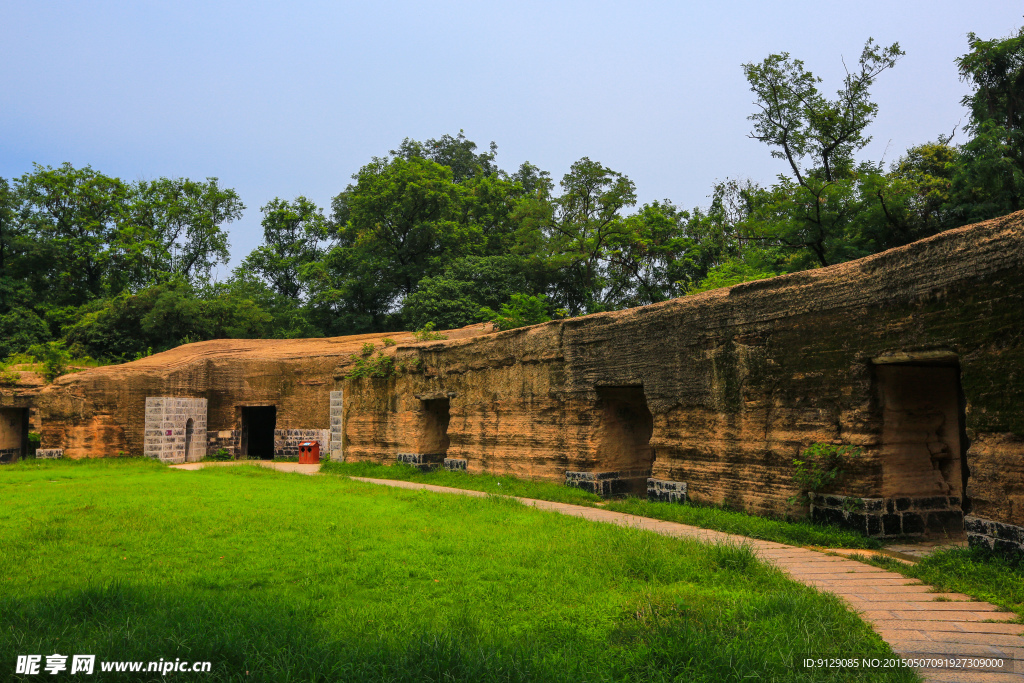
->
xmin=298 ymin=441 xmax=320 ymax=464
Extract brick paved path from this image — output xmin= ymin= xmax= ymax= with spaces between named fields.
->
xmin=351 ymin=477 xmax=1024 ymax=683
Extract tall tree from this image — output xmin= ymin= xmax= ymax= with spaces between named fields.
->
xmin=242 ymin=196 xmax=325 ymax=301
xmin=951 ymin=26 xmax=1024 ymax=220
xmin=533 ymin=158 xmax=637 ymax=314
xmin=128 ymin=177 xmax=243 ymax=286
xmin=741 ymin=39 xmax=904 ymax=268
xmin=15 ymin=163 xmax=129 ymax=306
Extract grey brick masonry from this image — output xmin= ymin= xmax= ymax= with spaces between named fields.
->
xmin=275 ymin=429 xmax=330 ymax=459
xmin=647 ymin=478 xmax=688 ymax=504
xmin=144 ymin=397 xmax=208 ymax=464
xmin=36 ymin=449 xmax=63 ymax=459
xmin=966 ymin=515 xmax=1024 ymax=556
xmin=810 ymin=493 xmax=963 ymax=538
xmin=565 ymin=469 xmax=652 ymax=497
xmin=330 ymin=390 xmax=343 ymax=462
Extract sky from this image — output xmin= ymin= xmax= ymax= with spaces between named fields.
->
xmin=2 ymin=1 xmax=1022 ymax=275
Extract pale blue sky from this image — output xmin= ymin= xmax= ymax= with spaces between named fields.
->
xmin=2 ymin=1 xmax=1021 ymax=274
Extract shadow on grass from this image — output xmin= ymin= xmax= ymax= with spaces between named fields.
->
xmin=1 ymin=576 xmax=917 ymax=683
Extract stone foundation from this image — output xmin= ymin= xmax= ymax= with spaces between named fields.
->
xmin=647 ymin=478 xmax=688 ymax=504
xmin=397 ymin=452 xmax=444 ymax=471
xmin=965 ymin=515 xmax=1024 ymax=556
xmin=810 ymin=494 xmax=963 ymax=538
xmin=36 ymin=449 xmax=63 ymax=459
xmin=206 ymin=430 xmax=238 ymax=457
xmin=565 ymin=469 xmax=652 ymax=497
xmin=443 ymin=458 xmax=467 ymax=471
xmin=0 ymin=447 xmax=20 ymax=463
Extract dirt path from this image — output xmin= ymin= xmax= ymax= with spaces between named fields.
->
xmin=170 ymin=463 xmax=1022 ymax=681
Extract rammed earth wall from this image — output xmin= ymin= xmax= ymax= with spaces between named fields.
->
xmin=14 ymin=212 xmax=1024 ymax=546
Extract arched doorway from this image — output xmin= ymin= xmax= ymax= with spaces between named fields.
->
xmin=184 ymin=418 xmax=194 ymax=463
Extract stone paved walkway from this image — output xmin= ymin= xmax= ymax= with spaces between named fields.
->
xmin=171 ymin=463 xmax=1022 ymax=681
xmin=350 ymin=477 xmax=1024 ymax=683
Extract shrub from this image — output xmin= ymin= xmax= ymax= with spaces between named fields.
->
xmin=480 ymin=293 xmax=551 ymax=331
xmin=0 ymin=363 xmax=19 ymax=386
xmin=412 ymin=322 xmax=447 ymax=342
xmin=789 ymin=443 xmax=862 ymax=505
xmin=29 ymin=341 xmax=71 ymax=382
xmin=346 ymin=352 xmax=396 ymax=379
xmin=360 ymin=342 xmax=376 ymax=357
xmin=381 ymin=337 xmax=396 ymax=347
xmin=205 ymin=448 xmax=233 ymax=462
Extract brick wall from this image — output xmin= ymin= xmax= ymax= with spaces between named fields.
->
xmin=144 ymin=398 xmax=208 ymax=464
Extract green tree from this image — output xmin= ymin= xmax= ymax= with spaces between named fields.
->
xmin=951 ymin=26 xmax=1024 ymax=220
xmin=242 ymin=196 xmax=325 ymax=301
xmin=391 ymin=131 xmax=498 ymax=183
xmin=318 ymin=156 xmax=480 ymax=330
xmin=741 ymin=39 xmax=904 ymax=268
xmin=520 ymin=158 xmax=636 ymax=314
xmin=128 ymin=176 xmax=243 ymax=286
xmin=15 ymin=163 xmax=129 ymax=306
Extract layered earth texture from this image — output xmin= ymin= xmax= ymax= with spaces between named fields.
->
xmin=3 ymin=211 xmax=1023 ymax=549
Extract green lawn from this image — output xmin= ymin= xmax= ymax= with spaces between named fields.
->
xmin=0 ymin=459 xmax=917 ymax=682
xmin=322 ymin=461 xmax=882 ymax=549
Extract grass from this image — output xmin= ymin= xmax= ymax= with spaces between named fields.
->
xmin=321 ymin=460 xmax=606 ymax=505
xmin=604 ymin=498 xmax=883 ymax=549
xmin=863 ymin=546 xmax=1024 ymax=619
xmin=322 ymin=461 xmax=882 ymax=549
xmin=0 ymin=458 xmax=917 ymax=682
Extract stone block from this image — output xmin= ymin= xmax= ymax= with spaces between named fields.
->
xmin=647 ymin=478 xmax=688 ymax=504
xmin=881 ymin=514 xmax=902 ymax=536
xmin=36 ymin=449 xmax=63 ymax=459
xmin=901 ymin=513 xmax=925 ymax=535
xmin=444 ymin=458 xmax=467 ymax=471
xmin=927 ymin=510 xmax=964 ymax=534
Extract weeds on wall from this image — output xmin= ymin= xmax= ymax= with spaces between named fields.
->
xmin=788 ymin=443 xmax=863 ymax=506
xmin=346 ymin=352 xmax=396 ymax=379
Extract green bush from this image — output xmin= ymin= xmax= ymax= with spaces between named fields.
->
xmin=29 ymin=341 xmax=71 ymax=382
xmin=346 ymin=352 xmax=396 ymax=379
xmin=205 ymin=448 xmax=233 ymax=462
xmin=789 ymin=443 xmax=862 ymax=505
xmin=412 ymin=322 xmax=447 ymax=341
xmin=480 ymin=293 xmax=552 ymax=331
xmin=0 ymin=363 xmax=19 ymax=386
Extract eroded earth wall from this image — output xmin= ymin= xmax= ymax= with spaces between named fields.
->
xmin=343 ymin=212 xmax=1024 ymax=547
xmin=10 ymin=212 xmax=1024 ymax=548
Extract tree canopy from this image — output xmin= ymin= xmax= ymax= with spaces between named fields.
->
xmin=3 ymin=24 xmax=1023 ymax=366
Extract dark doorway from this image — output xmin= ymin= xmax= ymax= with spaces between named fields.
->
xmin=0 ymin=408 xmax=28 ymax=463
xmin=241 ymin=406 xmax=277 ymax=460
xmin=184 ymin=418 xmax=194 ymax=462
xmin=876 ymin=364 xmax=965 ymax=500
xmin=420 ymin=399 xmax=450 ymax=457
xmin=595 ymin=386 xmax=655 ymax=474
